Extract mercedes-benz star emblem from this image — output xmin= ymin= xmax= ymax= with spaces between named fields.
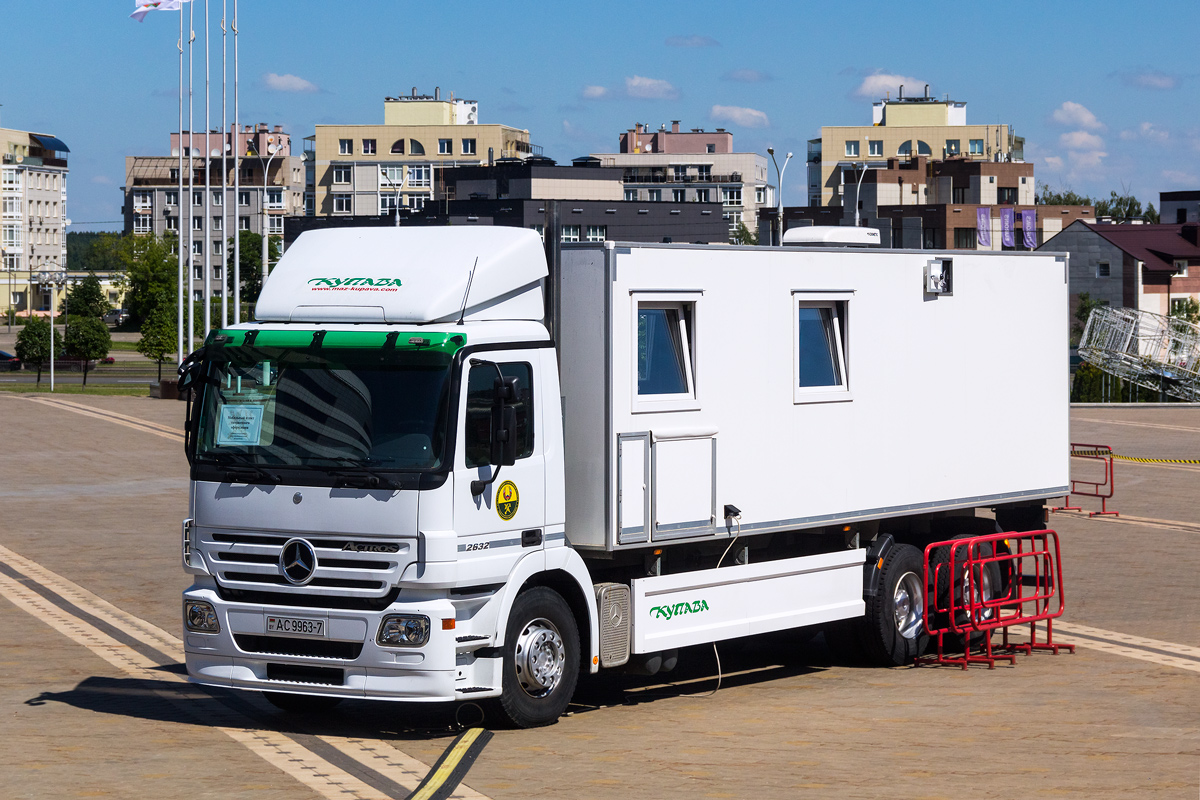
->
xmin=279 ymin=538 xmax=318 ymax=585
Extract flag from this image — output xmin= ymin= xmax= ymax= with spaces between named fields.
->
xmin=1000 ymin=207 xmax=1015 ymax=248
xmin=130 ymin=0 xmax=187 ymax=22
xmin=976 ymin=208 xmax=991 ymax=249
xmin=1022 ymin=209 xmax=1038 ymax=249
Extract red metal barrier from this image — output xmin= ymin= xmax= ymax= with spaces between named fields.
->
xmin=916 ymin=530 xmax=1075 ymax=669
xmin=1051 ymin=443 xmax=1119 ymax=517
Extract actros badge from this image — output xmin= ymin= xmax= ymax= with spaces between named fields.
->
xmin=496 ymin=480 xmax=519 ymax=521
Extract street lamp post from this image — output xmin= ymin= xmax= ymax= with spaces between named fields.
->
xmin=853 ymin=136 xmax=871 ymax=228
xmin=767 ymin=147 xmax=793 ymax=246
xmin=3 ymin=247 xmax=10 ymax=333
xmin=257 ymin=143 xmax=279 ymax=291
xmin=38 ymin=269 xmax=66 ymax=392
xmin=380 ymin=167 xmax=402 ymax=227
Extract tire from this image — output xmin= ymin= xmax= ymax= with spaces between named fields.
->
xmin=930 ymin=535 xmax=1003 ymax=651
xmin=489 ymin=586 xmax=580 ymax=729
xmin=263 ymin=691 xmax=343 ymax=714
xmin=861 ymin=543 xmax=929 ymax=666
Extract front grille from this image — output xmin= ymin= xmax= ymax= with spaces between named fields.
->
xmin=236 ymin=634 xmax=363 ymax=660
xmin=200 ymin=529 xmax=412 ymax=599
xmin=224 ymin=571 xmax=385 ymax=590
xmin=217 ymin=586 xmax=401 ymax=611
xmin=266 ymin=663 xmax=344 ymax=685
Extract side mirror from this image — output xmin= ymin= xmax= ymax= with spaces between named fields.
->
xmin=177 ymin=348 xmax=206 ymax=391
xmin=490 ymin=375 xmax=519 ymax=467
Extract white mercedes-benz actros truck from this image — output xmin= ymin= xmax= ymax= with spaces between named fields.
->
xmin=178 ymin=226 xmax=1068 ymax=727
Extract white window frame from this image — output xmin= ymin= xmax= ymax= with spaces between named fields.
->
xmin=193 ymin=190 xmax=203 ymax=207
xmin=361 ymin=139 xmax=376 ymax=155
xmin=560 ymin=225 xmax=581 ymax=242
xmin=625 ymin=189 xmax=637 ymax=202
xmin=265 ymin=189 xmax=284 ymax=209
xmin=332 ymin=165 xmax=352 ymax=185
xmin=211 ymin=190 xmax=223 ymax=206
xmin=338 ymin=138 xmax=352 ymax=155
xmin=792 ymin=291 xmax=852 ymax=404
xmin=407 ymin=165 xmax=431 ymax=187
xmin=1096 ymin=260 xmax=1110 ymax=278
xmin=267 ymin=215 xmax=284 ymax=234
xmin=165 ymin=215 xmax=179 ymax=231
xmin=868 ymin=140 xmax=883 ymax=157
xmin=461 ymin=138 xmax=476 ymax=155
xmin=721 ymin=187 xmax=741 ymax=207
xmin=164 ymin=191 xmax=178 ymax=207
xmin=438 ymin=138 xmax=452 ymax=155
xmin=585 ymin=224 xmax=607 ymax=242
xmin=845 ymin=140 xmax=860 ymax=157
xmin=238 ymin=191 xmax=250 ymax=207
xmin=1174 ymin=259 xmax=1189 ymax=277
xmin=133 ymin=215 xmax=152 ymax=233
xmin=212 ymin=215 xmax=223 ymax=231
xmin=969 ymin=139 xmax=984 ymax=155
xmin=632 ymin=291 xmax=702 ymax=414
xmin=333 ymin=194 xmax=352 ymax=214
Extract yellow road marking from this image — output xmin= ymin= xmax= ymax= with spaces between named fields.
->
xmin=0 ymin=569 xmax=390 ymax=800
xmin=0 ymin=547 xmax=493 ymax=800
xmin=409 ymin=728 xmax=485 ymax=800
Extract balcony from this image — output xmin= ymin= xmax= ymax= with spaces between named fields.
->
xmin=623 ymin=172 xmax=743 ymax=184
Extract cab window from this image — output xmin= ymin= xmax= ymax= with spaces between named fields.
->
xmin=464 ymin=362 xmax=534 ymax=467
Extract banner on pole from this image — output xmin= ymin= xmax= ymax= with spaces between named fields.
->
xmin=131 ymin=0 xmax=187 ymax=22
xmin=976 ymin=208 xmax=991 ymax=249
xmin=1000 ymin=207 xmax=1015 ymax=248
xmin=1022 ymin=209 xmax=1038 ymax=249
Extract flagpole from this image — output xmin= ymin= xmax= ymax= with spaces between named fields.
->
xmin=232 ymin=0 xmax=240 ymax=325
xmin=177 ymin=3 xmax=184 ymax=365
xmin=203 ymin=0 xmax=212 ymax=337
xmin=220 ymin=0 xmax=227 ymax=329
xmin=187 ymin=0 xmax=195 ymax=354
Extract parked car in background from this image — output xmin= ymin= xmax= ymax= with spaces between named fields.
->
xmin=0 ymin=350 xmax=20 ymax=371
xmin=103 ymin=309 xmax=130 ymax=326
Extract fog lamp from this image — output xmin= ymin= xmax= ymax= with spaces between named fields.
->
xmin=184 ymin=600 xmax=220 ymax=633
xmin=377 ymin=615 xmax=430 ymax=647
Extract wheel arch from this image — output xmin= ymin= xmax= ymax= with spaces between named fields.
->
xmin=491 ymin=548 xmax=599 ymax=674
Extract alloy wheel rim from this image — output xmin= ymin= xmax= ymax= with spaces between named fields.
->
xmin=514 ymin=617 xmax=566 ymax=698
xmin=893 ymin=571 xmax=925 ymax=640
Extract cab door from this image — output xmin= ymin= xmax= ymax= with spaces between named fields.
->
xmin=453 ymin=354 xmax=546 ymax=562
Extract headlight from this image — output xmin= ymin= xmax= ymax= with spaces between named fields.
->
xmin=377 ymin=614 xmax=430 ymax=647
xmin=184 ymin=600 xmax=220 ymax=633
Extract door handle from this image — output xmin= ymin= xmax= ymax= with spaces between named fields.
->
xmin=521 ymin=529 xmax=543 ymax=547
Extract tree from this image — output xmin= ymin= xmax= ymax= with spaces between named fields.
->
xmin=67 ymin=231 xmax=123 ymax=273
xmin=732 ymin=221 xmax=759 ymax=246
xmin=1036 ymin=183 xmax=1094 ymax=206
xmin=1095 ymin=191 xmax=1145 ymax=223
xmin=1072 ymin=291 xmax=1108 ymax=345
xmin=229 ymin=230 xmax=281 ymax=307
xmin=1145 ymin=203 xmax=1160 ymax=224
xmin=62 ymin=273 xmax=110 ymax=319
xmin=64 ymin=316 xmax=111 ymax=387
xmin=1169 ymin=296 xmax=1200 ymax=325
xmin=15 ymin=316 xmax=62 ymax=385
xmin=118 ymin=232 xmax=178 ymax=326
xmin=138 ymin=291 xmax=178 ymax=381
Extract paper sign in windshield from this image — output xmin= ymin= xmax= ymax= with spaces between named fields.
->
xmin=216 ymin=404 xmax=264 ymax=446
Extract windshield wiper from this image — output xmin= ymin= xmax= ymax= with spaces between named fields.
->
xmin=324 ymin=457 xmax=401 ymax=490
xmin=207 ymin=454 xmax=281 ymax=484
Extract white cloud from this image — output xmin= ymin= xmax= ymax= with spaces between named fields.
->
xmin=562 ymin=120 xmax=588 ymax=140
xmin=90 ymin=174 xmax=113 ymax=185
xmin=723 ymin=68 xmax=771 ymax=83
xmin=1051 ymin=101 xmax=1104 ymax=131
xmin=1068 ymin=148 xmax=1107 ymax=171
xmin=1162 ymin=169 xmax=1198 ymax=186
xmin=263 ymin=72 xmax=318 ymax=93
xmin=710 ymin=105 xmax=769 ymax=128
xmin=1060 ymin=130 xmax=1105 ymax=151
xmin=625 ymin=75 xmax=679 ymax=100
xmin=1114 ymin=69 xmax=1179 ymax=90
xmin=581 ymin=85 xmax=608 ymax=99
xmin=665 ymin=35 xmax=719 ymax=47
xmin=1043 ymin=156 xmax=1064 ymax=171
xmin=1119 ymin=121 xmax=1168 ymax=142
xmin=853 ymin=71 xmax=925 ymax=99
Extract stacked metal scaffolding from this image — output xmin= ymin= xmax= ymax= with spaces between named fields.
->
xmin=1078 ymin=305 xmax=1200 ymax=401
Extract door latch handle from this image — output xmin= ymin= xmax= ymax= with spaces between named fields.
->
xmin=521 ymin=529 xmax=543 ymax=547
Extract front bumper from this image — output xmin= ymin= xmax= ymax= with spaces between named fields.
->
xmin=183 ymin=586 xmax=485 ymax=702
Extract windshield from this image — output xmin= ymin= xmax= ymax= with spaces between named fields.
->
xmin=194 ymin=342 xmax=456 ymax=471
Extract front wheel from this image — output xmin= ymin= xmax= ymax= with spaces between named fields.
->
xmin=489 ymin=586 xmax=580 ymax=728
xmin=861 ymin=543 xmax=929 ymax=666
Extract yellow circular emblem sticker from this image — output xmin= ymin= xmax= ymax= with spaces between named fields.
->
xmin=496 ymin=480 xmax=520 ymax=521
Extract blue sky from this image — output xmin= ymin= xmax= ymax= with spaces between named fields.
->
xmin=2 ymin=0 xmax=1197 ymax=230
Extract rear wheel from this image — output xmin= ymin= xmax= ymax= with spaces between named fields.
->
xmin=930 ymin=535 xmax=1002 ymax=650
xmin=489 ymin=587 xmax=580 ymax=728
xmin=861 ymin=544 xmax=929 ymax=666
xmin=263 ymin=692 xmax=343 ymax=714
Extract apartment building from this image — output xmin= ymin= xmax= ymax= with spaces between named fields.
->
xmin=2 ymin=126 xmax=70 ymax=318
xmin=122 ymin=124 xmax=303 ymax=301
xmin=808 ymin=89 xmax=1024 ymax=207
xmin=309 ymin=88 xmax=537 ymax=217
xmin=1042 ymin=222 xmax=1200 ymax=317
xmin=591 ymin=121 xmax=773 ymax=241
xmin=1161 ymin=191 xmax=1200 ymax=224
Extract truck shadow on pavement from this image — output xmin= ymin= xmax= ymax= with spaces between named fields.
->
xmin=23 ymin=630 xmax=849 ymax=739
